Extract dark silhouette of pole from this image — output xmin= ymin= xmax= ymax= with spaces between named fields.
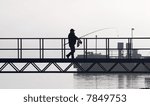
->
xmin=131 ymin=28 xmax=134 ymax=57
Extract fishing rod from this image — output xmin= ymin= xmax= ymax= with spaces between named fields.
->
xmin=79 ymin=27 xmax=113 ymax=38
xmin=65 ymin=27 xmax=114 ymax=45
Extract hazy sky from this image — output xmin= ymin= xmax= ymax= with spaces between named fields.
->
xmin=0 ymin=0 xmax=150 ymax=38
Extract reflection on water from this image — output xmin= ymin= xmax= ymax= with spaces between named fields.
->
xmin=73 ymin=73 xmax=150 ymax=89
xmin=0 ymin=73 xmax=150 ymax=89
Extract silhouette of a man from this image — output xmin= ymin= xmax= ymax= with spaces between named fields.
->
xmin=66 ymin=29 xmax=79 ymax=59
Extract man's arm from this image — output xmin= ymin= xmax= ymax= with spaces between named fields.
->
xmin=75 ymin=35 xmax=79 ymax=40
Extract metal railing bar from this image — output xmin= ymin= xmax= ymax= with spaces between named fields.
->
xmin=1 ymin=48 xmax=150 ymax=50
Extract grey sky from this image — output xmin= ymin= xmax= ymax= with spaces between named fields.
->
xmin=0 ymin=0 xmax=150 ymax=38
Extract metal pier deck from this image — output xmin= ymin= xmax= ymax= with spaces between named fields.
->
xmin=0 ymin=58 xmax=150 ymax=73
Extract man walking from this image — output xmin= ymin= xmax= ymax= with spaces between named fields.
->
xmin=66 ymin=29 xmax=79 ymax=59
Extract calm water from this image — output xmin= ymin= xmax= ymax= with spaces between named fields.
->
xmin=74 ymin=73 xmax=150 ymax=89
xmin=0 ymin=73 xmax=150 ymax=89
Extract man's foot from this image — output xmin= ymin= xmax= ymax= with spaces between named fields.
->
xmin=66 ymin=55 xmax=69 ymax=59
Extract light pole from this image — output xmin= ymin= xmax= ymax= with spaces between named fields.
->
xmin=131 ymin=28 xmax=134 ymax=57
xmin=131 ymin=28 xmax=134 ymax=38
xmin=131 ymin=28 xmax=134 ymax=48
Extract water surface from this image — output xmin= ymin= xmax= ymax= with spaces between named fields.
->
xmin=0 ymin=73 xmax=150 ymax=89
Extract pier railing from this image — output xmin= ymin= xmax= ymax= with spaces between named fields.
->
xmin=0 ymin=37 xmax=150 ymax=59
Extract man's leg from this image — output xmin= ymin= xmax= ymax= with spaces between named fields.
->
xmin=66 ymin=52 xmax=71 ymax=59
xmin=71 ymin=46 xmax=75 ymax=59
xmin=71 ymin=53 xmax=74 ymax=59
xmin=66 ymin=45 xmax=73 ymax=59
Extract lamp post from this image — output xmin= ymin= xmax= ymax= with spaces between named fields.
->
xmin=131 ymin=28 xmax=134 ymax=57
xmin=131 ymin=28 xmax=134 ymax=38
xmin=131 ymin=28 xmax=134 ymax=48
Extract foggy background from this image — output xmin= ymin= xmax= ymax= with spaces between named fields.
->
xmin=0 ymin=0 xmax=150 ymax=38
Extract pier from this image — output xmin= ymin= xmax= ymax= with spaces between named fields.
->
xmin=0 ymin=37 xmax=150 ymax=73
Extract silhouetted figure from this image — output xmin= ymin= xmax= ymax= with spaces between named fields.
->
xmin=66 ymin=29 xmax=79 ymax=59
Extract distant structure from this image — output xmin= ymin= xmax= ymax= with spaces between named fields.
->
xmin=74 ymin=41 xmax=147 ymax=72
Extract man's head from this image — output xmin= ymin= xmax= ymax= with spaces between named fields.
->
xmin=70 ymin=29 xmax=75 ymax=32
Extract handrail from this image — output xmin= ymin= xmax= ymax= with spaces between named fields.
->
xmin=0 ymin=37 xmax=149 ymax=59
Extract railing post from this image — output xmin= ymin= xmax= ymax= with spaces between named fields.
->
xmin=61 ymin=39 xmax=63 ymax=59
xmin=42 ymin=38 xmax=44 ymax=59
xmin=17 ymin=39 xmax=19 ymax=59
xmin=64 ymin=39 xmax=66 ymax=59
xmin=83 ymin=39 xmax=85 ymax=59
xmin=105 ymin=38 xmax=110 ymax=59
xmin=106 ymin=38 xmax=108 ymax=58
xmin=86 ymin=38 xmax=88 ymax=59
xmin=20 ymin=38 xmax=23 ymax=59
xmin=108 ymin=38 xmax=110 ymax=59
xmin=39 ymin=38 xmax=42 ymax=59
xmin=17 ymin=38 xmax=22 ymax=59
